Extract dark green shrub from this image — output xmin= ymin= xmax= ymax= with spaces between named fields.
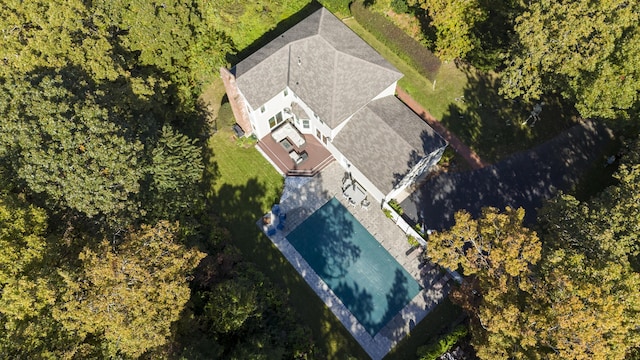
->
xmin=351 ymin=0 xmax=441 ymax=81
xmin=417 ymin=325 xmax=468 ymax=360
xmin=391 ymin=0 xmax=409 ymax=14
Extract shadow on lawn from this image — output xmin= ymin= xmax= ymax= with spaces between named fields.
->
xmin=439 ymin=64 xmax=578 ymax=162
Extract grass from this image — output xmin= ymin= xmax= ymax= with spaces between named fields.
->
xmin=344 ymin=18 xmax=578 ymax=163
xmin=201 ymin=78 xmax=461 ymax=358
xmin=205 ymin=125 xmax=369 ymax=359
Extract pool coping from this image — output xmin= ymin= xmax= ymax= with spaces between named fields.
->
xmin=258 ymin=205 xmax=445 ymax=360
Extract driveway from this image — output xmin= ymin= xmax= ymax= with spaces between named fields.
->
xmin=401 ymin=120 xmax=614 ymax=230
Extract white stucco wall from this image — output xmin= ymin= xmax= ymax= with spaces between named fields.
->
xmin=373 ymin=82 xmax=398 ymax=101
xmin=247 ymin=87 xmax=295 ymax=139
xmin=386 ymin=145 xmax=446 ymax=201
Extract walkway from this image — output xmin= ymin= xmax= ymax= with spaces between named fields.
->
xmin=396 ymin=87 xmax=488 ymax=170
xmin=401 ymin=120 xmax=614 ymax=230
xmin=260 ymin=162 xmax=451 ymax=360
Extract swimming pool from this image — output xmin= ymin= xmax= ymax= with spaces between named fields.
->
xmin=287 ymin=198 xmax=422 ymax=336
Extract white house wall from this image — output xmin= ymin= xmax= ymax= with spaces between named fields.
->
xmin=248 ymin=87 xmax=295 ymax=140
xmin=373 ymin=82 xmax=398 ymax=101
xmin=386 ymin=145 xmax=446 ymax=201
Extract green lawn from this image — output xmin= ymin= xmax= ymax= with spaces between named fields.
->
xmin=204 ymin=125 xmax=462 ymax=359
xmin=344 ymin=18 xmax=577 ymax=163
xmin=205 ymin=129 xmax=369 ymax=359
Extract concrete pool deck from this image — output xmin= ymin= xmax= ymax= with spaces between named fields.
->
xmin=259 ymin=162 xmax=451 ymax=360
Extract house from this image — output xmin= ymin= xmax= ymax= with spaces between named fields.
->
xmin=221 ymin=7 xmax=446 ymax=204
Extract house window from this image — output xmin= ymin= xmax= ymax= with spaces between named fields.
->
xmin=261 ymin=105 xmax=266 ymax=113
xmin=302 ymin=119 xmax=310 ymax=129
xmin=268 ymin=112 xmax=285 ymax=129
xmin=314 ymin=113 xmax=319 ymax=119
xmin=316 ymin=129 xmax=321 ymax=139
xmin=323 ymin=135 xmax=328 ymax=145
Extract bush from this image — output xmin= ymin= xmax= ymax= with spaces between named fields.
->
xmin=417 ymin=325 xmax=468 ymax=360
xmin=387 ymin=199 xmax=404 ymax=215
xmin=383 ymin=208 xmax=394 ymax=219
xmin=351 ymin=0 xmax=441 ymax=81
xmin=390 ymin=0 xmax=409 ymax=14
xmin=407 ymin=235 xmax=420 ymax=247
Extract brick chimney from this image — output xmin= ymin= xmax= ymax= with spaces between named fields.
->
xmin=220 ymin=67 xmax=253 ymax=136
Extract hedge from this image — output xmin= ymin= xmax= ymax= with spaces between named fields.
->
xmin=350 ymin=1 xmax=441 ymax=81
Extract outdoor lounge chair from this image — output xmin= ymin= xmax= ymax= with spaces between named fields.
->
xmin=361 ymin=198 xmax=370 ymax=210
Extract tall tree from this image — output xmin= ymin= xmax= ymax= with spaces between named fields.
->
xmin=408 ymin=0 xmax=487 ymax=61
xmin=0 ymin=74 xmax=144 ymax=222
xmin=501 ymin=0 xmax=640 ymax=119
xmin=54 ymin=221 xmax=205 ymax=358
xmin=0 ymin=193 xmax=82 ymax=358
xmin=428 ymin=207 xmax=542 ymax=358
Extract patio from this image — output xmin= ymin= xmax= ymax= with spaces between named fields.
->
xmin=260 ymin=162 xmax=452 ymax=360
xmin=256 ymin=130 xmax=334 ymax=176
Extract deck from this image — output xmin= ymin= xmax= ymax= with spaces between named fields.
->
xmin=256 ymin=132 xmax=334 ymax=176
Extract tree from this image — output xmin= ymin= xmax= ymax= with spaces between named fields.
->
xmin=144 ymin=125 xmax=204 ymax=222
xmin=428 ymin=207 xmax=542 ymax=358
xmin=501 ymin=0 xmax=640 ymax=119
xmin=529 ymin=249 xmax=640 ymax=360
xmin=0 ymin=74 xmax=144 ymax=222
xmin=408 ymin=0 xmax=487 ymax=61
xmin=0 ymin=193 xmax=83 ymax=358
xmin=54 ymin=221 xmax=205 ymax=358
xmin=427 ymin=207 xmax=541 ymax=283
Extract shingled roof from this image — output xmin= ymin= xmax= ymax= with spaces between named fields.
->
xmin=332 ymin=96 xmax=447 ymax=194
xmin=233 ymin=8 xmax=402 ymax=128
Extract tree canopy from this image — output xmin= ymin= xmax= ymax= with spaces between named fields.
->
xmin=501 ymin=0 xmax=640 ymax=119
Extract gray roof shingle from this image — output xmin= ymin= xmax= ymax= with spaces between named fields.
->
xmin=234 ymin=8 xmax=402 ymax=128
xmin=332 ymin=97 xmax=447 ymax=194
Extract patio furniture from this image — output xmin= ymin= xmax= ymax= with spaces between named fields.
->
xmin=342 ymin=177 xmax=353 ymax=191
xmin=271 ymin=204 xmax=281 ymax=216
xmin=351 ymin=184 xmax=367 ymax=205
xmin=233 ymin=124 xmax=245 ymax=137
xmin=361 ymin=198 xmax=370 ymax=210
xmin=343 ymin=183 xmax=356 ymax=199
xmin=348 ymin=197 xmax=357 ymax=207
xmin=267 ymin=226 xmax=276 ymax=236
xmin=272 ymin=122 xmax=305 ymax=147
xmin=279 ymin=138 xmax=293 ymax=151
xmin=288 ymin=150 xmax=308 ymax=165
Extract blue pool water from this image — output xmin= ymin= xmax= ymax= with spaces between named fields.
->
xmin=287 ymin=198 xmax=422 ymax=336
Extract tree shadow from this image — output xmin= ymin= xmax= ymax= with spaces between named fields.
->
xmin=401 ymin=120 xmax=615 ymax=231
xmin=439 ymin=64 xmax=578 ymax=163
xmin=226 ymin=1 xmax=323 ymax=66
xmin=282 ymin=174 xmax=358 ymax=280
xmin=332 ymin=281 xmax=375 ymax=331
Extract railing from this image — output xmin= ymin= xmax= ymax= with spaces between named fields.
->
xmin=381 ymin=200 xmax=463 ymax=283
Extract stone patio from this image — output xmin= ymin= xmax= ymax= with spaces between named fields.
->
xmin=260 ymin=162 xmax=451 ymax=360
